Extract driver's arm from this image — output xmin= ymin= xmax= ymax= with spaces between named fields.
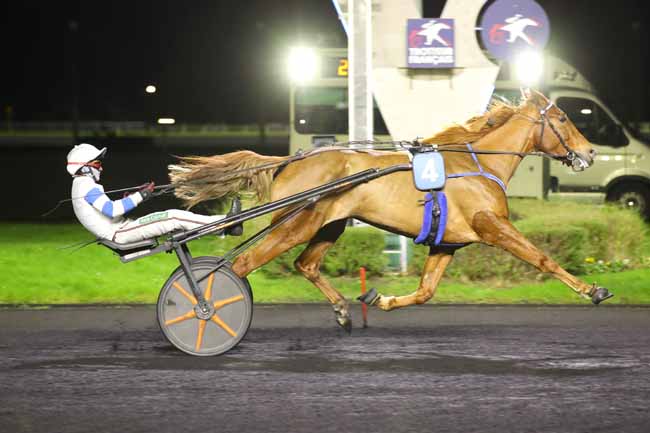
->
xmin=84 ymin=186 xmax=144 ymax=218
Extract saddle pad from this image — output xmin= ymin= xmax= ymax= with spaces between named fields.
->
xmin=412 ymin=151 xmax=446 ymax=191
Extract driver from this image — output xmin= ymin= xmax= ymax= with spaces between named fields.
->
xmin=67 ymin=143 xmax=226 ymax=244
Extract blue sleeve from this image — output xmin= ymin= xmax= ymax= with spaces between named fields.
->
xmin=84 ymin=187 xmax=141 ymax=218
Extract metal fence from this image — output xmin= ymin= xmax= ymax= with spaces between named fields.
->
xmin=1 ymin=121 xmax=290 ymax=137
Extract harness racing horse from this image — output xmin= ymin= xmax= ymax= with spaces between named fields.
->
xmin=170 ymin=90 xmax=612 ymax=331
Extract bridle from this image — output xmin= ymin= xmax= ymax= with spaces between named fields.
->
xmin=515 ymin=100 xmax=590 ymax=172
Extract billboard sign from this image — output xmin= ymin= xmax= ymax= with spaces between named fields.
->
xmin=480 ymin=0 xmax=550 ymax=60
xmin=407 ymin=18 xmax=455 ymax=68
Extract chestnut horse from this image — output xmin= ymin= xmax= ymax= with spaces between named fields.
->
xmin=170 ymin=91 xmax=612 ymax=330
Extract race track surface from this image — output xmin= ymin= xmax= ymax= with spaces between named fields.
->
xmin=1 ymin=305 xmax=649 ymax=433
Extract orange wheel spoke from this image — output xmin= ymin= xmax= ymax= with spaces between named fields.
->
xmin=164 ymin=309 xmax=197 ymax=326
xmin=172 ymin=282 xmax=198 ymax=305
xmin=210 ymin=313 xmax=236 ymax=337
xmin=195 ymin=319 xmax=207 ymax=351
xmin=204 ymin=273 xmax=215 ymax=301
xmin=213 ymin=295 xmax=244 ymax=310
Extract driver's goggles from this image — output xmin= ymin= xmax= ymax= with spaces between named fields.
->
xmin=86 ymin=160 xmax=103 ymax=169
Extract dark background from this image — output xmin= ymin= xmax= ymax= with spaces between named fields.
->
xmin=1 ymin=0 xmax=649 ymax=219
xmin=2 ymin=0 xmax=649 ymax=124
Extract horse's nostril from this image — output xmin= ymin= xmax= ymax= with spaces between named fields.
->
xmin=589 ymin=149 xmax=597 ymax=157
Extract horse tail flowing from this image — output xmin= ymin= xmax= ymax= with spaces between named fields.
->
xmin=169 ymin=150 xmax=290 ymax=208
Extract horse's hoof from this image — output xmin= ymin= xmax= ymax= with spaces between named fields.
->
xmin=336 ymin=316 xmax=352 ymax=334
xmin=591 ymin=287 xmax=614 ymax=305
xmin=357 ymin=287 xmax=380 ymax=306
xmin=333 ymin=302 xmax=352 ymax=334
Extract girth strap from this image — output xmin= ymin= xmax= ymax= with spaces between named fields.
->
xmin=414 ymin=191 xmax=448 ymax=246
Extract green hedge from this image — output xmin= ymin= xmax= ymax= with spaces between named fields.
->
xmin=263 ymin=226 xmax=387 ymax=277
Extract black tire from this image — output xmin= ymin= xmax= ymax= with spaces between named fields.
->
xmin=606 ymin=182 xmax=650 ymax=220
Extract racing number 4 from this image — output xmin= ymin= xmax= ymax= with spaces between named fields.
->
xmin=421 ymin=159 xmax=439 ymax=182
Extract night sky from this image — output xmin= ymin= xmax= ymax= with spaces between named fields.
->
xmin=2 ymin=1 xmax=649 ymax=125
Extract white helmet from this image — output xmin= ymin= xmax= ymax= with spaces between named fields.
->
xmin=66 ymin=143 xmax=107 ymax=177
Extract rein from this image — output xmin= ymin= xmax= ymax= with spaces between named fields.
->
xmin=321 ymin=139 xmax=562 ymax=160
xmin=41 ymin=183 xmax=174 ymax=217
xmin=44 ymin=101 xmax=581 ymax=216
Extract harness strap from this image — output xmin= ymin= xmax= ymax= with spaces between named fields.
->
xmin=414 ymin=192 xmax=437 ymax=245
xmin=446 ymin=144 xmax=507 ymax=193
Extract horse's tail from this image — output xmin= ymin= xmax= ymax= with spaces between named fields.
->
xmin=169 ymin=150 xmax=290 ymax=208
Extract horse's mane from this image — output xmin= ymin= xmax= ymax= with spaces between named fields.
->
xmin=420 ymin=101 xmax=518 ymax=146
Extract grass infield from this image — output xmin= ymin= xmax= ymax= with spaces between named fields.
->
xmin=1 ymin=223 xmax=649 ymax=305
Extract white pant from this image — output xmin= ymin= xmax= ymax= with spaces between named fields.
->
xmin=112 ymin=209 xmax=223 ymax=244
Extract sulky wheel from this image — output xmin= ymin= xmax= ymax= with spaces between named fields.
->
xmin=157 ymin=257 xmax=253 ymax=356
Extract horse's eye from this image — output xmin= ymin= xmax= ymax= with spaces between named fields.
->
xmin=559 ymin=116 xmax=567 ymax=123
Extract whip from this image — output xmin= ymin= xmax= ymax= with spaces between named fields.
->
xmin=41 ymin=183 xmax=174 ymax=217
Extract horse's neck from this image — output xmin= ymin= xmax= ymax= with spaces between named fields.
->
xmin=472 ymin=114 xmax=536 ymax=186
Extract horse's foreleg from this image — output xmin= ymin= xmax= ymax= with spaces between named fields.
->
xmin=369 ymin=252 xmax=454 ymax=311
xmin=472 ymin=210 xmax=612 ymax=303
xmin=293 ymin=220 xmax=351 ymax=330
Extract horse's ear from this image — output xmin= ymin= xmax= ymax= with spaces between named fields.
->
xmin=531 ymin=89 xmax=549 ymax=103
xmin=522 ymin=88 xmax=548 ymax=107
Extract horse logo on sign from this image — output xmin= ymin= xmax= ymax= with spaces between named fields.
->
xmin=407 ymin=18 xmax=455 ymax=68
xmin=500 ymin=14 xmax=540 ymax=45
xmin=480 ymin=0 xmax=550 ymax=60
xmin=417 ymin=20 xmax=452 ymax=46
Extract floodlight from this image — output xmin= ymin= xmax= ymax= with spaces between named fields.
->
xmin=157 ymin=118 xmax=175 ymax=125
xmin=513 ymin=51 xmax=544 ymax=86
xmin=580 ymin=108 xmax=592 ymax=115
xmin=288 ymin=47 xmax=318 ymax=84
xmin=145 ymin=85 xmax=157 ymax=94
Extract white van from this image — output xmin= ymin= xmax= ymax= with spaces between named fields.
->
xmin=495 ymin=55 xmax=650 ymax=218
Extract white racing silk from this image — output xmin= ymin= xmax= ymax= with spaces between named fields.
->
xmin=71 ymin=176 xmax=222 ymax=243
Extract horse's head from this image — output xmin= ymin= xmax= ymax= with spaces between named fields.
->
xmin=520 ymin=90 xmax=595 ymax=171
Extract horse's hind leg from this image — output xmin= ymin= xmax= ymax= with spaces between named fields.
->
xmin=363 ymin=251 xmax=454 ymax=311
xmin=293 ymin=220 xmax=351 ymax=330
xmin=231 ymin=208 xmax=325 ymax=278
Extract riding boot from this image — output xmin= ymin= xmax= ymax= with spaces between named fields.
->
xmin=225 ymin=196 xmax=244 ymax=236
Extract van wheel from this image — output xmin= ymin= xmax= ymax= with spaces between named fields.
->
xmin=606 ymin=183 xmax=650 ymax=220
